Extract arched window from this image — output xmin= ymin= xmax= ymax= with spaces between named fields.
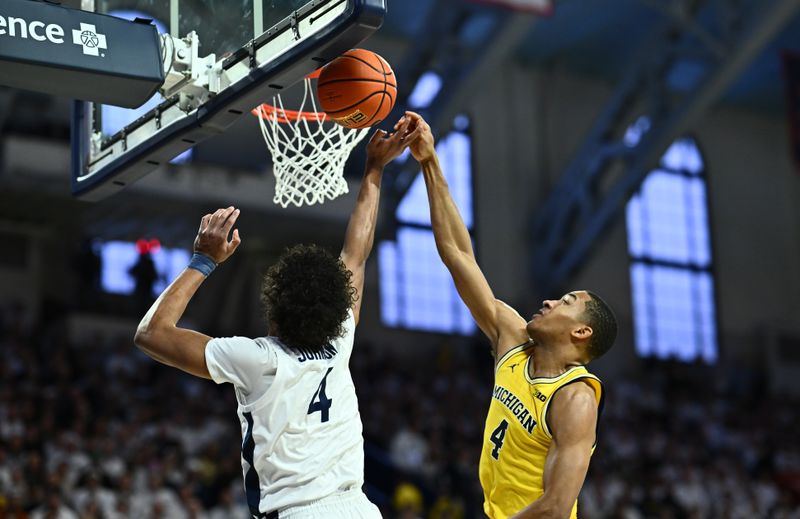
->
xmin=378 ymin=117 xmax=475 ymax=334
xmin=626 ymin=123 xmax=717 ymax=362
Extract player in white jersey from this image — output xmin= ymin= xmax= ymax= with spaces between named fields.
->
xmin=133 ymin=116 xmax=415 ymax=518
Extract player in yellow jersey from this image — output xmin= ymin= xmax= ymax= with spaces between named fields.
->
xmin=401 ymin=112 xmax=618 ymax=519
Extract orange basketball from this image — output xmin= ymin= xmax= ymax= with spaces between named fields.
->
xmin=317 ymin=49 xmax=397 ymax=129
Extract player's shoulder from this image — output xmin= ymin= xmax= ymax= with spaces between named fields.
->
xmin=546 ymin=379 xmax=599 ymax=439
xmin=207 ymin=336 xmax=279 ymax=363
xmin=555 ymin=366 xmax=602 ymax=399
xmin=554 ymin=378 xmax=598 ymax=402
xmin=211 ymin=335 xmax=274 ymax=351
xmin=252 ymin=336 xmax=276 ymax=349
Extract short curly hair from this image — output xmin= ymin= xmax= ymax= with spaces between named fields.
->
xmin=582 ymin=291 xmax=617 ymax=361
xmin=261 ymin=244 xmax=356 ymax=351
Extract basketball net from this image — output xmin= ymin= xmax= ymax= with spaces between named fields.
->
xmin=253 ymin=77 xmax=369 ymax=208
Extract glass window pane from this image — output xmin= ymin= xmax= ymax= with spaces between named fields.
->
xmin=382 ymin=114 xmax=475 ymax=335
xmin=687 ymin=179 xmax=711 ymax=267
xmin=627 ymin=134 xmax=716 ymax=363
xmin=651 ymin=267 xmax=695 ymax=360
xmin=379 ymin=228 xmax=475 ymax=335
xmin=396 ymin=171 xmax=430 ymax=225
xmin=627 ymin=158 xmax=712 ymax=265
xmin=630 ymin=263 xmax=718 ymax=363
xmin=630 ymin=263 xmax=653 ymax=357
xmin=640 ymin=172 xmax=690 ymax=263
xmin=397 ymin=131 xmax=472 ymax=228
xmin=696 ymin=272 xmax=718 ymax=363
xmin=409 ymin=71 xmax=442 ymax=109
xmin=626 ymin=196 xmax=644 ymax=257
xmin=661 ymin=138 xmax=704 ymax=174
xmin=378 ymin=242 xmax=400 ymax=326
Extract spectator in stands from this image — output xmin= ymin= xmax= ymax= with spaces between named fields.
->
xmin=0 ymin=303 xmax=798 ymax=519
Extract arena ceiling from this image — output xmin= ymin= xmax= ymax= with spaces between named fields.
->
xmin=381 ymin=0 xmax=800 ymax=113
xmin=2 ymin=0 xmax=798 ymax=245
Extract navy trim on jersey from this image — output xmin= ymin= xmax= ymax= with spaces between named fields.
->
xmin=242 ymin=412 xmax=263 ymax=517
xmin=543 ymin=377 xmax=604 ymax=443
xmin=494 ymin=341 xmax=533 ymax=372
xmin=594 ymin=379 xmax=606 ymax=447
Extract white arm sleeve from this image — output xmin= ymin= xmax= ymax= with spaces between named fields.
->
xmin=204 ymin=336 xmax=276 ymax=392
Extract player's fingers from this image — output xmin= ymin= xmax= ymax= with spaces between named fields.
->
xmin=388 ymin=126 xmax=406 ymax=142
xmin=393 ymin=115 xmax=406 ymax=131
xmin=404 ymin=125 xmax=424 ymax=143
xmin=398 ymin=117 xmax=413 ymax=135
xmin=230 ymin=229 xmax=242 ymax=250
xmin=208 ymin=208 xmax=224 ymax=226
xmin=216 ymin=206 xmax=235 ymax=229
xmin=199 ymin=214 xmax=212 ymax=232
xmin=369 ymin=128 xmax=386 ymax=143
xmin=222 ymin=208 xmax=240 ymax=235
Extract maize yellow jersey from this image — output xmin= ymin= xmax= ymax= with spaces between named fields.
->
xmin=479 ymin=343 xmax=603 ymax=519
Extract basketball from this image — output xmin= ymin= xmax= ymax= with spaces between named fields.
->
xmin=317 ymin=49 xmax=397 ymax=129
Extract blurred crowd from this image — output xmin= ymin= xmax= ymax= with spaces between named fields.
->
xmin=1 ymin=305 xmax=798 ymax=519
xmin=580 ymin=367 xmax=800 ymax=519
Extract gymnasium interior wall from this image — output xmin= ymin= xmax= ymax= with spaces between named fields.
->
xmin=465 ymin=59 xmax=800 ymax=383
xmin=1 ymin=49 xmax=799 ymax=387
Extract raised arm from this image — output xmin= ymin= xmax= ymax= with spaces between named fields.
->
xmin=403 ymin=112 xmax=528 ymax=354
xmin=134 ymin=206 xmax=241 ymax=379
xmin=511 ymin=382 xmax=599 ymax=519
xmin=340 ymin=119 xmax=412 ymax=324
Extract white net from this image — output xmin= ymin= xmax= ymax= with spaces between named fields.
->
xmin=255 ymin=78 xmax=370 ymax=208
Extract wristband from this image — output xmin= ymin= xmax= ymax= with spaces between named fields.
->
xmin=188 ymin=252 xmax=217 ymax=277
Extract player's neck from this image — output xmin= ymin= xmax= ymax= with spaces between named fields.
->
xmin=530 ymin=341 xmax=582 ymax=378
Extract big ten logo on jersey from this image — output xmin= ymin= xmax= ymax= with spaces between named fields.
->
xmin=533 ymin=388 xmax=546 ymax=402
xmin=296 ymin=344 xmax=338 ymax=363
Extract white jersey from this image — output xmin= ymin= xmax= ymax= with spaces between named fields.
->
xmin=204 ymin=310 xmax=365 ymax=517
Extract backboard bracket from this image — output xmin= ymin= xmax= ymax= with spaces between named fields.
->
xmin=72 ymin=0 xmax=386 ymax=201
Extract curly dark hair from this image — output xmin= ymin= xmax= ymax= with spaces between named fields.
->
xmin=583 ymin=291 xmax=618 ymax=361
xmin=261 ymin=244 xmax=356 ymax=351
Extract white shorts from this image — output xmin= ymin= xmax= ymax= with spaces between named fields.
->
xmin=275 ymin=488 xmax=382 ymax=519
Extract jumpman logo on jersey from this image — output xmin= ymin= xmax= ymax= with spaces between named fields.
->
xmin=509 ymin=363 xmax=519 ymax=373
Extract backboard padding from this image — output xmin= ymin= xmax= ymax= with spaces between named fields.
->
xmin=72 ymin=0 xmax=386 ymax=200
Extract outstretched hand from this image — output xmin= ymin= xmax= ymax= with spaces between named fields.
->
xmin=365 ymin=116 xmax=414 ymax=169
xmin=397 ymin=111 xmax=436 ymax=163
xmin=193 ymin=206 xmax=242 ymax=263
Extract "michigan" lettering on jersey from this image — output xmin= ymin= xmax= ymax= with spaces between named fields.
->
xmin=491 ymin=385 xmax=537 ymax=433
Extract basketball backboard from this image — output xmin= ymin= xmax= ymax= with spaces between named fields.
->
xmin=71 ymin=0 xmax=386 ymax=200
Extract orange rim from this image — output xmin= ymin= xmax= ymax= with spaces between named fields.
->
xmin=251 ymin=69 xmax=326 ymax=122
xmin=251 ymin=104 xmax=328 ymax=123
